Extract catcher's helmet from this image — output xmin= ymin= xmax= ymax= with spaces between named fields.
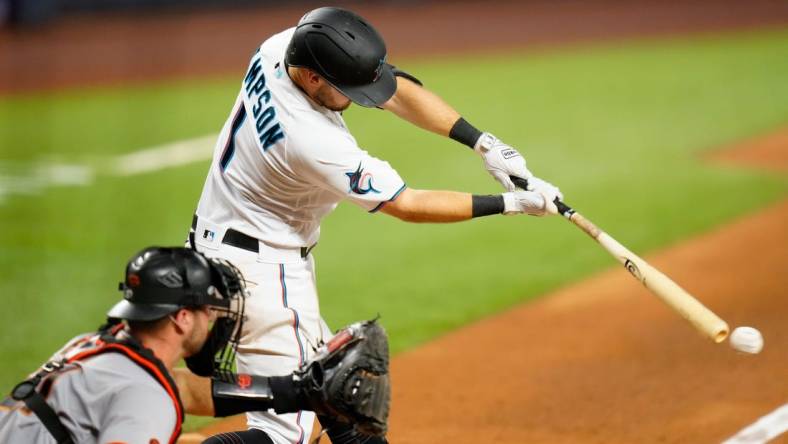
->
xmin=285 ymin=7 xmax=396 ymax=108
xmin=108 ymin=247 xmax=245 ymax=322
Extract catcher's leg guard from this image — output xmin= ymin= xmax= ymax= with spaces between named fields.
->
xmin=202 ymin=428 xmax=275 ymax=444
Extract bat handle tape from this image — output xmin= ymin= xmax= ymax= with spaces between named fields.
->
xmin=509 ymin=175 xmax=574 ymax=217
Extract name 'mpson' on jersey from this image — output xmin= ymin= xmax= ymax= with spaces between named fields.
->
xmin=242 ymin=51 xmax=284 ymax=153
xmin=195 ymin=28 xmax=406 ymax=251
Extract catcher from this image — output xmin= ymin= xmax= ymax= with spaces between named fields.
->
xmin=0 ymin=246 xmax=389 ymax=444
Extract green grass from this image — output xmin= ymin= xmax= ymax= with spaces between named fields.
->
xmin=1 ymin=29 xmax=786 ymax=430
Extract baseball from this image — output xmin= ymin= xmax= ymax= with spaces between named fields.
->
xmin=729 ymin=326 xmax=763 ymax=354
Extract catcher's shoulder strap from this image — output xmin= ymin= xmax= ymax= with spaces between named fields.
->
xmin=10 ymin=322 xmax=184 ymax=444
xmin=10 ymin=370 xmax=73 ymax=444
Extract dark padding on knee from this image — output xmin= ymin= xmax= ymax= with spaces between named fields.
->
xmin=202 ymin=428 xmax=275 ymax=444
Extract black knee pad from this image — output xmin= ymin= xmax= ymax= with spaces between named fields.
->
xmin=317 ymin=415 xmax=388 ymax=444
xmin=202 ymin=428 xmax=275 ymax=444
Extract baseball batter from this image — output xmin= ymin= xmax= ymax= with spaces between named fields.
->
xmin=189 ymin=6 xmax=562 ymax=444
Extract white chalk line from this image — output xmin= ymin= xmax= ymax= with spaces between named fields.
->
xmin=0 ymin=133 xmax=217 ymax=204
xmin=110 ymin=134 xmax=216 ymax=176
xmin=722 ymin=403 xmax=788 ymax=444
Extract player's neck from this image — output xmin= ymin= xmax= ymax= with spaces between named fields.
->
xmin=287 ymin=66 xmax=307 ymax=92
xmin=133 ymin=329 xmax=183 ymax=371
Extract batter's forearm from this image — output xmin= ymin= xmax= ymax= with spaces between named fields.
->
xmin=382 ymin=77 xmax=461 ymax=137
xmin=380 ymin=189 xmax=505 ymax=222
xmin=380 ymin=189 xmax=471 ymax=222
xmin=383 ymin=77 xmax=484 ymax=150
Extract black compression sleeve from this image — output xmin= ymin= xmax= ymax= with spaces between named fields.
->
xmin=203 ymin=429 xmax=275 ymax=444
xmin=472 ymin=195 xmax=504 ymax=218
xmin=213 ymin=391 xmax=273 ymax=417
xmin=449 ymin=117 xmax=483 ymax=149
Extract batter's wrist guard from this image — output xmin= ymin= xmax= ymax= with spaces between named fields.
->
xmin=449 ymin=117 xmax=483 ymax=149
xmin=472 ymin=195 xmax=505 ymax=218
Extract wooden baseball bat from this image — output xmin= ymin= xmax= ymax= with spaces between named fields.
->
xmin=511 ymin=176 xmax=729 ymax=343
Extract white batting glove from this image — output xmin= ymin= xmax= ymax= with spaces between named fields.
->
xmin=474 ymin=132 xmax=533 ymax=192
xmin=525 ymin=176 xmax=563 ymax=202
xmin=502 ymin=189 xmax=559 ymax=216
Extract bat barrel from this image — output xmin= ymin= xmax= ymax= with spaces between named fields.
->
xmin=509 ymin=175 xmax=729 ymax=343
xmin=597 ymin=233 xmax=730 ymax=343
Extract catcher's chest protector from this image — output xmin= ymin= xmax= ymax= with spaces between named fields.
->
xmin=13 ymin=323 xmax=184 ymax=444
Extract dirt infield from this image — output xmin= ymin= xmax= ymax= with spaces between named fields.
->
xmin=185 ymin=132 xmax=787 ymax=442
xmin=709 ymin=127 xmax=788 ymax=172
xmin=386 ymin=206 xmax=788 ymax=443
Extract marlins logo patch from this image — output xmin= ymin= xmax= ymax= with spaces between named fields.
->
xmin=345 ymin=163 xmax=380 ymax=195
xmin=373 ymin=56 xmax=386 ymax=81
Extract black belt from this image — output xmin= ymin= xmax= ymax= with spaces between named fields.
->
xmin=190 ymin=215 xmax=315 ymax=258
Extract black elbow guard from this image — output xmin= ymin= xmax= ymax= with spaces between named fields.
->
xmin=211 ymin=374 xmax=275 ymax=417
xmin=210 ymin=372 xmax=312 ymax=417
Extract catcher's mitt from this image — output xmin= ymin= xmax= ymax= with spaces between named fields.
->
xmin=296 ymin=319 xmax=390 ymax=436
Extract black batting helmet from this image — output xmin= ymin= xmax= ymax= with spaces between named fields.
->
xmin=109 ymin=247 xmax=245 ymax=322
xmin=285 ymin=6 xmax=396 ymax=108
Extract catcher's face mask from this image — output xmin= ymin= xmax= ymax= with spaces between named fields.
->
xmin=185 ymin=258 xmax=247 ymax=377
xmin=110 ymin=247 xmax=247 ymax=377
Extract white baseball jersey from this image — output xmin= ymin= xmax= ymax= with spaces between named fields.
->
xmin=194 ymin=27 xmax=406 ymax=250
xmin=0 ymin=340 xmax=177 ymax=444
xmin=192 ymin=27 xmax=405 ymax=444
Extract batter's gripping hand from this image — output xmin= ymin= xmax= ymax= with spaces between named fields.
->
xmin=474 ymin=132 xmax=533 ymax=191
xmin=525 ymin=176 xmax=562 ymax=203
xmin=296 ymin=319 xmax=390 ymax=436
xmin=502 ymin=187 xmax=561 ymax=216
